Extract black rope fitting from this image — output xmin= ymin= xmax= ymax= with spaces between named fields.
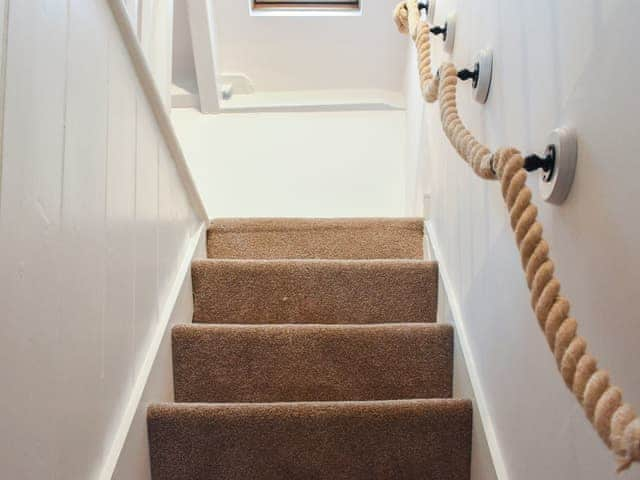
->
xmin=430 ymin=24 xmax=447 ymax=39
xmin=457 ymin=63 xmax=480 ymax=88
xmin=524 ymin=145 xmax=556 ymax=174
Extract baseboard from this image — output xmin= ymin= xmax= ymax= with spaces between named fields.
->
xmin=425 ymin=220 xmax=510 ymax=480
xmin=98 ymin=222 xmax=206 ymax=480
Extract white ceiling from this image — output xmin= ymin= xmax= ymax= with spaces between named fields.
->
xmin=172 ymin=0 xmax=408 ymax=95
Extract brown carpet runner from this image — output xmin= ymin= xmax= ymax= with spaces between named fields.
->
xmin=191 ymin=259 xmax=438 ymax=324
xmin=172 ymin=323 xmax=453 ymax=403
xmin=206 ymin=217 xmax=424 ymax=259
xmin=147 ymin=218 xmax=472 ymax=479
xmin=148 ymin=400 xmax=471 ymax=480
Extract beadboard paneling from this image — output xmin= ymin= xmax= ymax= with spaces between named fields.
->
xmin=0 ymin=1 xmax=203 ymax=478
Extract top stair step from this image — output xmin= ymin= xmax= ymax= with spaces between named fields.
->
xmin=207 ymin=218 xmax=424 ymax=259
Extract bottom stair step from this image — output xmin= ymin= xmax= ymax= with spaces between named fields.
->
xmin=147 ymin=399 xmax=472 ymax=480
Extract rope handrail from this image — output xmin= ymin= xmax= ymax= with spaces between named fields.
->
xmin=393 ymin=0 xmax=640 ymax=472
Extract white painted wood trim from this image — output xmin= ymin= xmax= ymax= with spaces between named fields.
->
xmin=218 ymin=89 xmax=404 ymax=113
xmin=98 ymin=222 xmax=205 ymax=480
xmin=171 ymin=88 xmax=404 ymax=112
xmin=425 ymin=220 xmax=510 ymax=480
xmin=107 ymin=0 xmax=209 ymax=222
xmin=186 ymin=0 xmax=220 ymax=114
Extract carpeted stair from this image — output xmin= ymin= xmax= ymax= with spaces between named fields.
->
xmin=191 ymin=259 xmax=438 ymax=324
xmin=147 ymin=218 xmax=472 ymax=480
xmin=206 ymin=217 xmax=424 ymax=259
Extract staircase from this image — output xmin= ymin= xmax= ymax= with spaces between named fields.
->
xmin=147 ymin=218 xmax=472 ymax=479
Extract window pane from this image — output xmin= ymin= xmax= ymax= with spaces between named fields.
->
xmin=254 ymin=1 xmax=359 ymax=8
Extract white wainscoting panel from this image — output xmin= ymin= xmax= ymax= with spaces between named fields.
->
xmin=0 ymin=1 xmax=204 ymax=478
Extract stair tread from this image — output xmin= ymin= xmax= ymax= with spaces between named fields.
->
xmin=148 ymin=399 xmax=472 ymax=480
xmin=172 ymin=323 xmax=453 ymax=403
xmin=207 ymin=217 xmax=424 ymax=260
xmin=191 ymin=258 xmax=437 ymax=324
xmin=208 ymin=217 xmax=424 ymax=231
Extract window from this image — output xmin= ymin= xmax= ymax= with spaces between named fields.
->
xmin=252 ymin=0 xmax=360 ymax=12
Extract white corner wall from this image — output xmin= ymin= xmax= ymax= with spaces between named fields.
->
xmin=138 ymin=0 xmax=174 ymax=108
xmin=0 ymin=1 xmax=204 ymax=479
xmin=405 ymin=1 xmax=640 ymax=479
xmin=172 ymin=108 xmax=408 ymax=218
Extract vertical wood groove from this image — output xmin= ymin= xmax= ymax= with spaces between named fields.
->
xmin=0 ymin=1 xmax=205 ymax=478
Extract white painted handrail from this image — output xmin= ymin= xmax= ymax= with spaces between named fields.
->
xmin=107 ymin=0 xmax=209 ymax=222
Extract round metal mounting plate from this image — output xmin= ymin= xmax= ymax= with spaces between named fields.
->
xmin=539 ymin=127 xmax=578 ymax=205
xmin=472 ymin=48 xmax=492 ymax=104
xmin=443 ymin=12 xmax=456 ymax=54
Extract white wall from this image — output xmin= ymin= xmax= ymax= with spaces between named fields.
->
xmin=172 ymin=108 xmax=408 ymax=218
xmin=171 ymin=0 xmax=406 ymax=94
xmin=139 ymin=0 xmax=174 ymax=108
xmin=172 ymin=0 xmax=196 ymax=90
xmin=405 ymin=0 xmax=640 ymax=478
xmin=0 ymin=1 xmax=203 ymax=479
xmin=124 ymin=0 xmax=139 ymax=30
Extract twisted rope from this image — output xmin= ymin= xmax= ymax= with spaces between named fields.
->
xmin=416 ymin=20 xmax=439 ymax=102
xmin=393 ymin=1 xmax=409 ymax=34
xmin=394 ymin=1 xmax=640 ymax=472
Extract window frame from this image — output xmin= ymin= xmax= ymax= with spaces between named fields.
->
xmin=250 ymin=0 xmax=362 ymax=16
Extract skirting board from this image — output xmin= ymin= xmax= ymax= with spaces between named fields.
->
xmin=425 ymin=220 xmax=510 ymax=480
xmin=98 ymin=222 xmax=206 ymax=480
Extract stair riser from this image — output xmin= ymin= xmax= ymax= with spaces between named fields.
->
xmin=192 ymin=260 xmax=438 ymax=324
xmin=207 ymin=218 xmax=424 ymax=259
xmin=172 ymin=323 xmax=453 ymax=403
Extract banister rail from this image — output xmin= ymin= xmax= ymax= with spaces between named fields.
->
xmin=393 ymin=0 xmax=640 ymax=472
